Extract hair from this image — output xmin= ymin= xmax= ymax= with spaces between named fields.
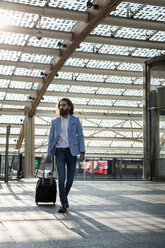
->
xmin=56 ymin=98 xmax=74 ymax=115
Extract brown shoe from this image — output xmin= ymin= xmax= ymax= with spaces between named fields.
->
xmin=58 ymin=204 xmax=67 ymax=213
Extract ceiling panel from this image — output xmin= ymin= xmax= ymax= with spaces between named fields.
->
xmin=0 ymin=0 xmax=164 ymax=158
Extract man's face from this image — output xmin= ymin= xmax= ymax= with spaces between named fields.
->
xmin=59 ymin=101 xmax=70 ymax=117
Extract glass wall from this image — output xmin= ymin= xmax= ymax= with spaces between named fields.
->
xmin=159 ymin=115 xmax=165 ymax=178
xmin=0 ymin=155 xmax=143 ymax=180
xmin=0 ymin=154 xmax=21 ymax=180
xmin=75 ymin=158 xmax=143 ymax=180
xmin=143 ymin=55 xmax=165 ymax=180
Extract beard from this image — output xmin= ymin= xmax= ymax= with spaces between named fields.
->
xmin=60 ymin=109 xmax=69 ymax=116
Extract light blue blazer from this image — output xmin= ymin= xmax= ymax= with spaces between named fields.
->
xmin=47 ymin=115 xmax=85 ymax=157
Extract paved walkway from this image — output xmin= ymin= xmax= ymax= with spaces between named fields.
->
xmin=0 ymin=179 xmax=165 ymax=248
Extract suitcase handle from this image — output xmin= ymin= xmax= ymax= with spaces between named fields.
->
xmin=43 ymin=161 xmax=54 ymax=179
xmin=36 ymin=161 xmax=54 ymax=179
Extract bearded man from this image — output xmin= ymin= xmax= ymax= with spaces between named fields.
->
xmin=45 ymin=98 xmax=85 ymax=213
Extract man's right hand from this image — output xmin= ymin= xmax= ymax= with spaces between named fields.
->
xmin=45 ymin=156 xmax=51 ymax=163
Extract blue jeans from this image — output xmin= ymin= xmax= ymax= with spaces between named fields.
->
xmin=55 ymin=148 xmax=77 ymax=205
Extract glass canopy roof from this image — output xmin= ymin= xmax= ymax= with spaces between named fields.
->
xmin=0 ymin=0 xmax=165 ymax=158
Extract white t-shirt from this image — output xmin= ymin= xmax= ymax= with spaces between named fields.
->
xmin=56 ymin=115 xmax=69 ymax=148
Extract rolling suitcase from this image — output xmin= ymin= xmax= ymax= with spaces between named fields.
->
xmin=35 ymin=161 xmax=57 ymax=205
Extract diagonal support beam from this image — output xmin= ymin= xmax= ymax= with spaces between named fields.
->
xmin=28 ymin=0 xmax=122 ymax=117
xmin=16 ymin=124 xmax=24 ymax=149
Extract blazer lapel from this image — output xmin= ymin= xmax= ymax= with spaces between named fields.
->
xmin=68 ymin=115 xmax=73 ymax=133
xmin=56 ymin=117 xmax=61 ymax=135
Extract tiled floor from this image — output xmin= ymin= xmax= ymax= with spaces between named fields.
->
xmin=0 ymin=179 xmax=165 ymax=248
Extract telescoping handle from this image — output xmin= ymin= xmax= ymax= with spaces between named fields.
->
xmin=35 ymin=160 xmax=54 ymax=178
xmin=41 ymin=161 xmax=54 ymax=185
xmin=42 ymin=161 xmax=54 ymax=178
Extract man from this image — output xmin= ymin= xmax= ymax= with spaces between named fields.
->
xmin=45 ymin=98 xmax=85 ymax=213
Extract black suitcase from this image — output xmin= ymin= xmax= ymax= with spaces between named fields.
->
xmin=35 ymin=162 xmax=57 ymax=205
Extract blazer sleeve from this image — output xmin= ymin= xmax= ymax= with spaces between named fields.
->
xmin=47 ymin=120 xmax=55 ymax=157
xmin=77 ymin=117 xmax=85 ymax=153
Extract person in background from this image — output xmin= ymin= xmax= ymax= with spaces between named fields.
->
xmin=45 ymin=98 xmax=85 ymax=213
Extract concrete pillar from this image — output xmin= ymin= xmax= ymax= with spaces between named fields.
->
xmin=24 ymin=106 xmax=35 ymax=178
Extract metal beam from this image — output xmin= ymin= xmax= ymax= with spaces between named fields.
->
xmin=84 ymin=153 xmax=143 ymax=158
xmin=0 ymin=25 xmax=164 ymax=50
xmin=0 ymin=147 xmax=144 ymax=158
xmin=0 ymin=60 xmax=142 ymax=77
xmin=127 ymin=0 xmax=165 ymax=7
xmin=0 ymin=60 xmax=50 ymax=70
xmin=0 ymin=109 xmax=24 ymax=115
xmin=16 ymin=125 xmax=24 ymax=149
xmin=35 ymin=144 xmax=142 ymax=151
xmin=85 ymin=36 xmax=165 ymax=50
xmin=0 ymin=2 xmax=164 ymax=30
xmin=0 ymin=109 xmax=142 ymax=120
xmin=0 ymin=144 xmax=142 ymax=151
xmin=0 ymin=100 xmax=142 ymax=112
xmin=0 ymin=74 xmax=41 ymax=83
xmin=84 ymin=137 xmax=142 ymax=142
xmin=35 ymin=113 xmax=142 ymax=120
xmin=0 ymin=75 xmax=143 ymax=90
xmin=62 ymin=65 xmax=142 ymax=77
xmin=0 ymin=87 xmax=142 ymax=101
xmin=34 ymin=152 xmax=143 ymax=158
xmin=0 ymin=145 xmax=143 ymax=158
xmin=104 ymin=16 xmax=165 ymax=32
xmin=0 ymin=2 xmax=88 ymax=22
xmin=0 ymin=25 xmax=72 ymax=40
xmin=0 ymin=44 xmax=59 ymax=57
xmin=35 ymin=111 xmax=142 ymax=120
xmin=0 ymin=44 xmax=146 ymax=64
xmin=0 ymin=124 xmax=143 ymax=132
xmin=72 ymin=50 xmax=146 ymax=64
xmin=0 ymin=133 xmax=142 ymax=143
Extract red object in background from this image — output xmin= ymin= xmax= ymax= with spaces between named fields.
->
xmin=82 ymin=160 xmax=107 ymax=174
